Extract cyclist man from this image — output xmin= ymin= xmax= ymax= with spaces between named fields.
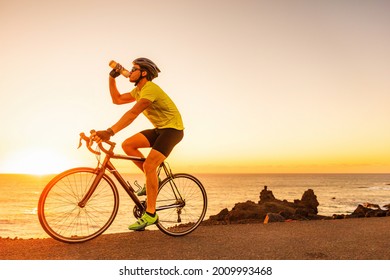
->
xmin=93 ymin=57 xmax=184 ymax=231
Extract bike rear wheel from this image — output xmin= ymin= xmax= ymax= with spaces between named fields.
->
xmin=38 ymin=167 xmax=119 ymax=243
xmin=156 ymin=173 xmax=207 ymax=236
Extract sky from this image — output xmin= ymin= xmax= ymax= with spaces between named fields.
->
xmin=0 ymin=0 xmax=389 ymax=174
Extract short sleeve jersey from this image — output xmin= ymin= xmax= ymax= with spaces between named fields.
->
xmin=130 ymin=81 xmax=184 ymax=130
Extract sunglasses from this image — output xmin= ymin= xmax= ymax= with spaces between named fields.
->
xmin=130 ymin=67 xmax=142 ymax=72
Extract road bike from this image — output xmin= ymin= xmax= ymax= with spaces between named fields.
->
xmin=38 ymin=132 xmax=207 ymax=243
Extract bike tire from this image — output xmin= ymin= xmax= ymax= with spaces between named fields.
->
xmin=156 ymin=173 xmax=207 ymax=236
xmin=38 ymin=167 xmax=119 ymax=243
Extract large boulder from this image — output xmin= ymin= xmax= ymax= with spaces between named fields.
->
xmin=300 ymin=189 xmax=320 ymax=214
xmin=259 ymin=186 xmax=320 ymax=217
xmin=349 ymin=204 xmax=388 ymax=218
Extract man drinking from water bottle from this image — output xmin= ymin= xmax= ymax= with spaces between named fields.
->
xmin=93 ymin=57 xmax=184 ymax=231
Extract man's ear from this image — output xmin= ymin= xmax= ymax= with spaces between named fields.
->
xmin=141 ymin=70 xmax=147 ymax=77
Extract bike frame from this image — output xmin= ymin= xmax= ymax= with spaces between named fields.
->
xmin=77 ymin=134 xmax=178 ymax=212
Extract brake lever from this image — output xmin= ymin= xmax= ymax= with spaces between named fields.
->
xmin=78 ymin=137 xmax=83 ymax=149
xmin=89 ymin=129 xmax=97 ymax=147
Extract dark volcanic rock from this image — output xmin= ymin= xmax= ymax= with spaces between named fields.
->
xmin=206 ymin=186 xmax=390 ymax=225
xmin=209 ymin=186 xmax=325 ymax=224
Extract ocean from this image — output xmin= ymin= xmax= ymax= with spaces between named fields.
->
xmin=1 ymin=173 xmax=389 ymax=239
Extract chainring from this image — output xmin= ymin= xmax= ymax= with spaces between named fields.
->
xmin=132 ymin=200 xmax=146 ymax=218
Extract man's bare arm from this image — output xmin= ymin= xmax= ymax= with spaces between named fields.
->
xmin=109 ymin=76 xmax=136 ymax=104
xmin=111 ymin=98 xmax=152 ymax=134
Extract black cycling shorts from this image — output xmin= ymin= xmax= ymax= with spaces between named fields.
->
xmin=140 ymin=128 xmax=184 ymax=157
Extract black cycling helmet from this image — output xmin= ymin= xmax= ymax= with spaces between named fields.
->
xmin=132 ymin=57 xmax=161 ymax=81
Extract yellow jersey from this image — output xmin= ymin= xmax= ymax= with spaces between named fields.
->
xmin=130 ymin=81 xmax=184 ymax=130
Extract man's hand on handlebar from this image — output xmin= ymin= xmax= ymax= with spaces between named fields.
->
xmin=79 ymin=131 xmax=115 ymax=156
xmin=92 ymin=128 xmax=115 ymax=144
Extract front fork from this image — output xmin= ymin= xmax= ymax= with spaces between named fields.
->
xmin=78 ymin=167 xmax=106 ymax=208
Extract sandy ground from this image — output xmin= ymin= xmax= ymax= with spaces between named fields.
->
xmin=1 ymin=217 xmax=390 ymax=260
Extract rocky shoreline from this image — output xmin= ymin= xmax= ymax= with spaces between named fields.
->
xmin=204 ymin=186 xmax=390 ymax=225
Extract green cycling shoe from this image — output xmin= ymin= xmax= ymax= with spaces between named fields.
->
xmin=128 ymin=212 xmax=158 ymax=231
xmin=136 ymin=185 xmax=146 ymax=196
xmin=136 ymin=177 xmax=162 ymax=196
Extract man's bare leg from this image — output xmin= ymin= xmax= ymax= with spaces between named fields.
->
xmin=122 ymin=133 xmax=150 ymax=171
xmin=143 ymin=149 xmax=166 ymax=214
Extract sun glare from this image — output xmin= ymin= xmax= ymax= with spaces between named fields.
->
xmin=1 ymin=148 xmax=74 ymax=175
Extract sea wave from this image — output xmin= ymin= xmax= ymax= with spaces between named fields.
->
xmin=22 ymin=208 xmax=37 ymax=215
xmin=367 ymin=186 xmax=390 ymax=191
xmin=0 ymin=220 xmax=14 ymax=225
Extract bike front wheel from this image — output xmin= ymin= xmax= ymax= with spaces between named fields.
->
xmin=38 ymin=167 xmax=119 ymax=243
xmin=156 ymin=173 xmax=207 ymax=236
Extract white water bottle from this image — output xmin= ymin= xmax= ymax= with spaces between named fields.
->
xmin=109 ymin=60 xmax=130 ymax=78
